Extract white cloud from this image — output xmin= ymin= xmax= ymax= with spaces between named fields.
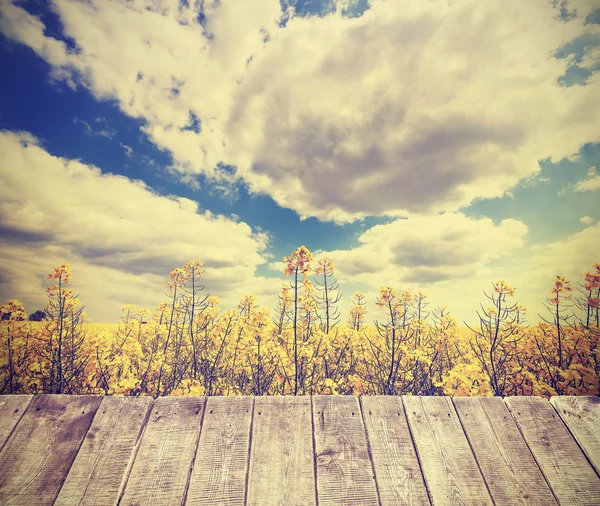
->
xmin=73 ymin=117 xmax=117 ymax=138
xmin=268 ymin=261 xmax=286 ymax=274
xmin=319 ymin=213 xmax=527 ymax=284
xmin=0 ymin=130 xmax=279 ymax=321
xmin=515 ymin=223 xmax=600 ymax=312
xmin=1 ymin=0 xmax=599 ymax=223
xmin=579 ymin=44 xmax=600 ymax=70
xmin=580 ymin=215 xmax=595 ymax=225
xmin=120 ymin=143 xmax=133 ymax=157
xmin=314 ymin=216 xmax=599 ymax=325
xmin=564 ymin=0 xmax=598 ymax=19
xmin=575 ymin=166 xmax=600 ymax=192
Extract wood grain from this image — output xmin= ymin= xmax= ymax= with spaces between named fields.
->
xmin=247 ymin=396 xmax=316 ymax=506
xmin=313 ymin=395 xmax=379 ymax=505
xmin=119 ymin=396 xmax=205 ymax=506
xmin=361 ymin=395 xmax=429 ymax=506
xmin=403 ymin=395 xmax=493 ymax=506
xmin=1 ymin=394 xmax=596 ymax=506
xmin=550 ymin=396 xmax=600 ymax=476
xmin=506 ymin=396 xmax=600 ymax=505
xmin=453 ymin=396 xmax=557 ymax=505
xmin=186 ymin=396 xmax=253 ymax=505
xmin=54 ymin=395 xmax=152 ymax=506
xmin=0 ymin=394 xmax=32 ymax=452
xmin=0 ymin=394 xmax=101 ymax=506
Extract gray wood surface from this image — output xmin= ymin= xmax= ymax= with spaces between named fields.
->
xmin=403 ymin=395 xmax=493 ymax=506
xmin=0 ymin=394 xmax=32 ymax=451
xmin=119 ymin=396 xmax=205 ymax=506
xmin=550 ymin=396 xmax=600 ymax=476
xmin=187 ymin=396 xmax=253 ymax=505
xmin=0 ymin=394 xmax=597 ymax=505
xmin=54 ymin=395 xmax=153 ymax=506
xmin=0 ymin=394 xmax=101 ymax=506
xmin=247 ymin=396 xmax=316 ymax=506
xmin=313 ymin=395 xmax=379 ymax=505
xmin=453 ymin=396 xmax=557 ymax=505
xmin=361 ymin=395 xmax=429 ymax=506
xmin=506 ymin=396 xmax=600 ymax=505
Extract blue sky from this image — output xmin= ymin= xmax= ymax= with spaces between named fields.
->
xmin=0 ymin=0 xmax=599 ymax=325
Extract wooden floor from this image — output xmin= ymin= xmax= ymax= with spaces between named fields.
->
xmin=0 ymin=396 xmax=599 ymax=506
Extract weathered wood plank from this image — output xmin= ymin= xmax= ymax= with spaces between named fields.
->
xmin=186 ymin=396 xmax=253 ymax=505
xmin=403 ymin=395 xmax=493 ymax=506
xmin=54 ymin=395 xmax=153 ymax=506
xmin=247 ymin=396 xmax=316 ymax=506
xmin=360 ymin=396 xmax=429 ymax=506
xmin=506 ymin=396 xmax=600 ymax=505
xmin=0 ymin=395 xmax=32 ymax=452
xmin=119 ymin=396 xmax=205 ymax=506
xmin=453 ymin=396 xmax=557 ymax=505
xmin=550 ymin=396 xmax=600 ymax=476
xmin=0 ymin=394 xmax=102 ymax=506
xmin=313 ymin=395 xmax=379 ymax=505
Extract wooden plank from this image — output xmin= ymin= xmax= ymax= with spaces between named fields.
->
xmin=506 ymin=396 xmax=600 ymax=505
xmin=0 ymin=395 xmax=32 ymax=451
xmin=360 ymin=396 xmax=429 ymax=506
xmin=119 ymin=396 xmax=205 ymax=506
xmin=550 ymin=396 xmax=600 ymax=476
xmin=453 ymin=396 xmax=557 ymax=505
xmin=312 ymin=395 xmax=379 ymax=505
xmin=403 ymin=395 xmax=493 ymax=506
xmin=54 ymin=396 xmax=153 ymax=506
xmin=247 ymin=396 xmax=316 ymax=506
xmin=0 ymin=394 xmax=102 ymax=506
xmin=187 ymin=396 xmax=254 ymax=506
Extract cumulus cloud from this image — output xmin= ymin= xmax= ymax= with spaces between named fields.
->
xmin=580 ymin=215 xmax=595 ymax=225
xmin=0 ymin=130 xmax=280 ymax=320
xmin=579 ymin=44 xmax=600 ymax=69
xmin=1 ymin=0 xmax=599 ymax=223
xmin=575 ymin=166 xmax=600 ymax=191
xmin=317 ymin=213 xmax=528 ymax=286
xmin=511 ymin=223 xmax=600 ymax=318
xmin=316 ymin=215 xmax=599 ymax=325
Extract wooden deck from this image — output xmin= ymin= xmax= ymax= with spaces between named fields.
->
xmin=0 ymin=395 xmax=599 ymax=505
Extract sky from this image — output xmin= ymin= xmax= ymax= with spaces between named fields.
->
xmin=0 ymin=0 xmax=599 ymax=326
